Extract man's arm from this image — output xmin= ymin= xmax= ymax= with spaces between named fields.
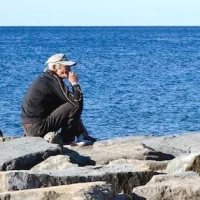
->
xmin=51 ymin=73 xmax=83 ymax=108
xmin=67 ymin=71 xmax=83 ymax=107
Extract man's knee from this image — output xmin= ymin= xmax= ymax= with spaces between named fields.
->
xmin=61 ymin=102 xmax=82 ymax=118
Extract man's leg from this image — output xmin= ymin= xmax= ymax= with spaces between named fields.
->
xmin=45 ymin=102 xmax=82 ymax=142
xmin=23 ymin=102 xmax=82 ymax=141
xmin=60 ymin=117 xmax=82 ymax=143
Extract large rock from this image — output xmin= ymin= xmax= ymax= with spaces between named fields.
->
xmin=31 ymin=155 xmax=78 ymax=170
xmin=64 ymin=137 xmax=174 ymax=166
xmin=0 ymin=181 xmax=115 ymax=200
xmin=166 ymin=153 xmax=200 ymax=174
xmin=132 ymin=172 xmax=200 ymax=200
xmin=0 ymin=165 xmax=153 ymax=197
xmin=0 ymin=137 xmax=62 ymax=171
xmin=32 ymin=156 xmax=168 ymax=172
xmin=142 ymin=133 xmax=200 ymax=156
xmin=109 ymin=159 xmax=169 ymax=171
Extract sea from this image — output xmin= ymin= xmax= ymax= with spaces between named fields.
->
xmin=0 ymin=26 xmax=200 ymax=140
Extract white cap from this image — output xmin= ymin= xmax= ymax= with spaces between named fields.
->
xmin=46 ymin=53 xmax=76 ymax=66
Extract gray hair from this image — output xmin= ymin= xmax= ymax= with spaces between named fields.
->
xmin=47 ymin=63 xmax=62 ymax=71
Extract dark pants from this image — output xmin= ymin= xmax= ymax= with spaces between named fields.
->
xmin=23 ymin=102 xmax=83 ymax=142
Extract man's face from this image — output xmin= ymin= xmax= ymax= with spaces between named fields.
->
xmin=55 ymin=65 xmax=71 ymax=79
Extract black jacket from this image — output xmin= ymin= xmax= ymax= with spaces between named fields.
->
xmin=21 ymin=69 xmax=83 ymax=124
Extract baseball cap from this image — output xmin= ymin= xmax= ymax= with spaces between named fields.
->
xmin=45 ymin=53 xmax=76 ymax=66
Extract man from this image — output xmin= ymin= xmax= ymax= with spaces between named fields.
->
xmin=21 ymin=53 xmax=96 ymax=145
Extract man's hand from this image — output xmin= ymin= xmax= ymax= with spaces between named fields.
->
xmin=68 ymin=71 xmax=78 ymax=85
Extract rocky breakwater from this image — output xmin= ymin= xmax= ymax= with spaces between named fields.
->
xmin=0 ymin=133 xmax=200 ymax=199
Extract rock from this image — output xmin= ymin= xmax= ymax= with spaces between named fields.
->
xmin=31 ymin=155 xmax=78 ymax=170
xmin=142 ymin=133 xmax=200 ymax=156
xmin=0 ymin=137 xmax=62 ymax=171
xmin=63 ymin=147 xmax=96 ymax=166
xmin=0 ymin=181 xmax=115 ymax=200
xmin=148 ymin=171 xmax=199 ymax=182
xmin=1 ymin=133 xmax=199 ymax=199
xmin=63 ymin=137 xmax=174 ymax=166
xmin=166 ymin=153 xmax=200 ymax=174
xmin=0 ymin=165 xmax=153 ymax=197
xmin=132 ymin=172 xmax=200 ymax=200
xmin=32 ymin=155 xmax=168 ymax=172
xmin=109 ymin=159 xmax=169 ymax=171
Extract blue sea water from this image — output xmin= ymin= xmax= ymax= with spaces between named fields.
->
xmin=0 ymin=26 xmax=200 ymax=139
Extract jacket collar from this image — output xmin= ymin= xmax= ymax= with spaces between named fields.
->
xmin=44 ymin=68 xmax=62 ymax=80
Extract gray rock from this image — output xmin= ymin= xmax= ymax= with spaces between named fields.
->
xmin=32 ymin=155 xmax=168 ymax=172
xmin=166 ymin=153 xmax=200 ymax=174
xmin=0 ymin=165 xmax=154 ymax=197
xmin=0 ymin=137 xmax=62 ymax=171
xmin=109 ymin=159 xmax=169 ymax=171
xmin=64 ymin=138 xmax=174 ymax=166
xmin=31 ymin=155 xmax=78 ymax=170
xmin=132 ymin=172 xmax=200 ymax=200
xmin=0 ymin=181 xmax=115 ymax=200
xmin=148 ymin=171 xmax=199 ymax=183
xmin=142 ymin=133 xmax=200 ymax=156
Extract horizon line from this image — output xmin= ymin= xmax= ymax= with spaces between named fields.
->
xmin=0 ymin=25 xmax=200 ymax=27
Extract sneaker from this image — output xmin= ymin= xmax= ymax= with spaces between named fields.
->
xmin=76 ymin=134 xmax=94 ymax=146
xmin=63 ymin=141 xmax=89 ymax=147
xmin=83 ymin=135 xmax=97 ymax=142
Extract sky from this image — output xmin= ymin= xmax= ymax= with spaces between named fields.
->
xmin=0 ymin=0 xmax=200 ymax=26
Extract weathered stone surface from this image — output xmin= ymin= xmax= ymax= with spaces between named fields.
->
xmin=148 ymin=171 xmax=199 ymax=183
xmin=0 ymin=137 xmax=62 ymax=171
xmin=32 ymin=156 xmax=168 ymax=172
xmin=63 ymin=147 xmax=96 ymax=166
xmin=132 ymin=172 xmax=200 ymax=200
xmin=31 ymin=155 xmax=78 ymax=170
xmin=64 ymin=137 xmax=174 ymax=166
xmin=166 ymin=153 xmax=200 ymax=174
xmin=142 ymin=133 xmax=200 ymax=156
xmin=0 ymin=165 xmax=153 ymax=197
xmin=109 ymin=159 xmax=169 ymax=171
xmin=0 ymin=181 xmax=115 ymax=200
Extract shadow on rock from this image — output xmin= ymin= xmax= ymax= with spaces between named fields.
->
xmin=145 ymin=150 xmax=175 ymax=161
xmin=63 ymin=147 xmax=96 ymax=166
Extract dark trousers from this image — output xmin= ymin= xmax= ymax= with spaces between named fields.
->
xmin=23 ymin=102 xmax=83 ymax=142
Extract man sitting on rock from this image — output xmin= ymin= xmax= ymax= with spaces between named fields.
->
xmin=21 ymin=53 xmax=96 ymax=145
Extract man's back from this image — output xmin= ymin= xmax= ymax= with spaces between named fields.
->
xmin=21 ymin=72 xmax=65 ymax=124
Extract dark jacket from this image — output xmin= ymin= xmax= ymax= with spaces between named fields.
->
xmin=21 ymin=69 xmax=83 ymax=124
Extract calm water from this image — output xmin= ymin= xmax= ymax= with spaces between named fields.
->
xmin=0 ymin=26 xmax=200 ymax=139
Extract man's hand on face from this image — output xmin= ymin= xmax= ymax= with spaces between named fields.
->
xmin=68 ymin=71 xmax=78 ymax=85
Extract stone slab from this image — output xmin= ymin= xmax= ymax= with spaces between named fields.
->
xmin=132 ymin=172 xmax=200 ymax=200
xmin=0 ymin=137 xmax=62 ymax=171
xmin=0 ymin=181 xmax=115 ymax=200
xmin=0 ymin=164 xmax=153 ymax=197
